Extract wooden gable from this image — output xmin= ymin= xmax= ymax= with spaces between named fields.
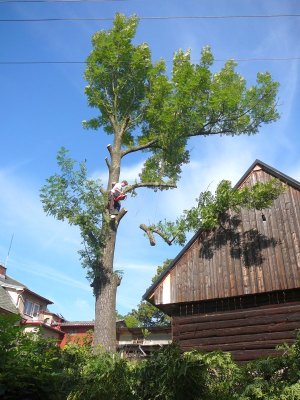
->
xmin=144 ymin=160 xmax=300 ymax=311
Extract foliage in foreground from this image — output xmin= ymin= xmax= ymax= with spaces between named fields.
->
xmin=1 ymin=315 xmax=300 ymax=400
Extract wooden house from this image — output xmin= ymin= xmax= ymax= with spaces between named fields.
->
xmin=143 ymin=160 xmax=300 ymax=362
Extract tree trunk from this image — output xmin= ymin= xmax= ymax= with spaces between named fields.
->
xmin=93 ymin=127 xmax=122 ymax=351
xmin=93 ymin=273 xmax=118 ymax=351
xmin=93 ymin=222 xmax=119 ymax=351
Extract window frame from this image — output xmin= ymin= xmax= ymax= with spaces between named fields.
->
xmin=24 ymin=299 xmax=40 ymax=317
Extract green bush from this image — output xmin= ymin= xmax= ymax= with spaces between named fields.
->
xmin=136 ymin=344 xmax=207 ymax=400
xmin=1 ymin=315 xmax=300 ymax=399
xmin=67 ymin=351 xmax=134 ymax=400
xmin=235 ymin=333 xmax=300 ymax=400
xmin=0 ymin=315 xmax=83 ymax=400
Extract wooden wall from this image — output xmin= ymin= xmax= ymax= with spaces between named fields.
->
xmin=152 ymin=167 xmax=300 ymax=305
xmin=172 ymin=298 xmax=300 ymax=362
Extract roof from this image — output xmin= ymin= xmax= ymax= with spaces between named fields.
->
xmin=60 ymin=321 xmax=95 ymax=326
xmin=143 ymin=159 xmax=300 ymax=302
xmin=59 ymin=319 xmax=125 ymax=327
xmin=0 ymin=274 xmax=53 ymax=305
xmin=22 ymin=288 xmax=53 ymax=305
xmin=22 ymin=320 xmax=65 ymax=336
xmin=0 ymin=274 xmax=25 ymax=288
xmin=0 ymin=285 xmax=18 ymax=314
xmin=234 ymin=159 xmax=300 ymax=191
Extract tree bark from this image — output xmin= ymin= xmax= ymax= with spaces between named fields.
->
xmin=93 ymin=221 xmax=119 ymax=351
xmin=93 ymin=127 xmax=123 ymax=352
xmin=93 ymin=273 xmax=118 ymax=351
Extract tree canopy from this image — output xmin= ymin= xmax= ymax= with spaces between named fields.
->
xmin=83 ymin=13 xmax=279 ymax=189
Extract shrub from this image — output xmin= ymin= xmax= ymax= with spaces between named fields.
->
xmin=0 ymin=315 xmax=82 ymax=400
xmin=136 ymin=344 xmax=207 ymax=400
xmin=1 ymin=314 xmax=300 ymax=400
xmin=0 ymin=315 xmax=65 ymax=399
xmin=67 ymin=351 xmax=134 ymax=400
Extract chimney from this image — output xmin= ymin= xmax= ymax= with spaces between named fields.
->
xmin=0 ymin=264 xmax=7 ymax=279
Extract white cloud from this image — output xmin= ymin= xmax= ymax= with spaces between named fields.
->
xmin=153 ymin=136 xmax=258 ymax=219
xmin=11 ymin=256 xmax=91 ymax=293
xmin=115 ymin=261 xmax=156 ymax=272
xmin=0 ymin=167 xmax=81 ymax=255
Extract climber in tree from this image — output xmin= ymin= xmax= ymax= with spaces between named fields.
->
xmin=109 ymin=180 xmax=128 ymax=215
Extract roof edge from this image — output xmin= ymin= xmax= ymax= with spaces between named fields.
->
xmin=23 ymin=288 xmax=54 ymax=305
xmin=234 ymin=159 xmax=300 ymax=190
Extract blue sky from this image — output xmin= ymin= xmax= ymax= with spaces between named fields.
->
xmin=0 ymin=0 xmax=300 ymax=321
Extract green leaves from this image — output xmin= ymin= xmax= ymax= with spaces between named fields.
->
xmin=40 ymin=147 xmax=106 ymax=276
xmin=2 ymin=313 xmax=300 ymax=400
xmin=83 ymin=13 xmax=279 ymax=187
xmin=124 ymin=301 xmax=170 ymax=328
xmin=41 ymin=147 xmax=105 ymax=226
xmin=0 ymin=315 xmax=74 ymax=400
xmin=84 ymin=13 xmax=152 ymax=140
xmin=149 ymin=178 xmax=285 ymax=246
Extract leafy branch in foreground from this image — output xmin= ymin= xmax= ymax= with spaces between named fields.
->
xmin=140 ymin=178 xmax=285 ymax=246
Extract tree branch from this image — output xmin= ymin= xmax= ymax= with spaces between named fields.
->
xmin=107 ymin=144 xmax=112 ymax=156
xmin=84 ymin=230 xmax=99 ymax=248
xmin=100 ymin=187 xmax=106 ymax=196
xmin=189 ymin=129 xmax=229 ymax=137
xmin=115 ymin=208 xmax=128 ymax=224
xmin=105 ymin=157 xmax=111 ymax=170
xmin=121 ymin=139 xmax=158 ymax=158
xmin=139 ymin=224 xmax=174 ymax=246
xmin=124 ymin=181 xmax=176 ymax=194
xmin=140 ymin=224 xmax=156 ymax=246
xmin=151 ymin=226 xmax=174 ymax=245
xmin=190 ymin=90 xmax=274 ymax=138
xmin=121 ymin=116 xmax=131 ymax=135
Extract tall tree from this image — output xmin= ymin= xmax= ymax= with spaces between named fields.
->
xmin=41 ymin=13 xmax=281 ymax=351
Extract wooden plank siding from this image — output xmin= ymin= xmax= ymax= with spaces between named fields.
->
xmin=144 ymin=161 xmax=300 ymax=361
xmin=172 ymin=299 xmax=300 ymax=361
xmin=152 ymin=167 xmax=300 ymax=305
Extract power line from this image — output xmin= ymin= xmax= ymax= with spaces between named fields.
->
xmin=0 ymin=0 xmax=125 ymax=2
xmin=0 ymin=57 xmax=300 ymax=65
xmin=0 ymin=60 xmax=84 ymax=63
xmin=1 ymin=14 xmax=300 ymax=22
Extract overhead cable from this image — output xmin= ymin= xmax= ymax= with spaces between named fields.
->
xmin=1 ymin=14 xmax=300 ymax=22
xmin=0 ymin=0 xmax=125 ymax=2
xmin=1 ymin=57 xmax=300 ymax=64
